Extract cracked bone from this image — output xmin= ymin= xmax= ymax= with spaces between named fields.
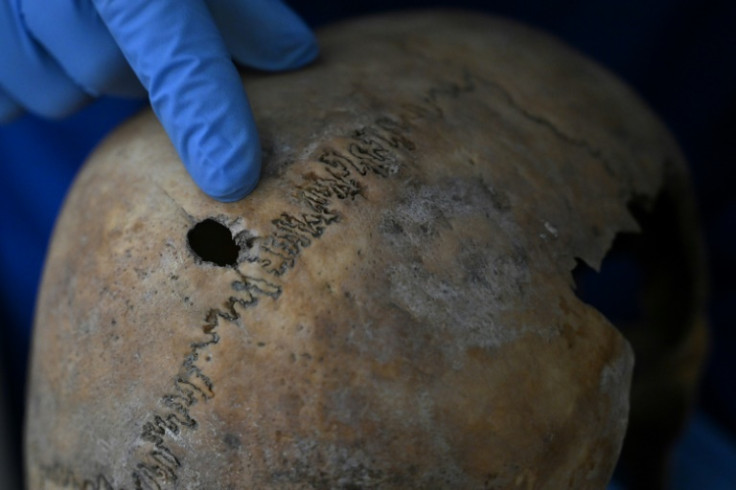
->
xmin=26 ymin=10 xmax=706 ymax=489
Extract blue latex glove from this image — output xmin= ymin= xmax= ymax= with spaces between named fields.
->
xmin=0 ymin=0 xmax=318 ymax=201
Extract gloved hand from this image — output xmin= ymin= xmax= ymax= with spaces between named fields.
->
xmin=0 ymin=0 xmax=318 ymax=201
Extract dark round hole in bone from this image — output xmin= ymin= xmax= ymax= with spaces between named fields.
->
xmin=187 ymin=219 xmax=239 ymax=267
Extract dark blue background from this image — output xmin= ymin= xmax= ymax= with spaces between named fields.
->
xmin=1 ymin=1 xmax=734 ymax=487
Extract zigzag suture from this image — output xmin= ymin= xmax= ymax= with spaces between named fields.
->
xmin=39 ymin=66 xmax=612 ymax=489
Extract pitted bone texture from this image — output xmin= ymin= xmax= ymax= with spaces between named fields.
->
xmin=27 ymin=10 xmax=688 ymax=490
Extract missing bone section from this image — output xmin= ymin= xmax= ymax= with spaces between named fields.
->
xmin=187 ymin=218 xmax=240 ymax=267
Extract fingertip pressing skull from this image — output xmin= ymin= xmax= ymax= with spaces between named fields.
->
xmin=26 ymin=11 xmax=706 ymax=489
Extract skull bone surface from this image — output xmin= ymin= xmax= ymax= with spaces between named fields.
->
xmin=26 ymin=10 xmax=705 ymax=490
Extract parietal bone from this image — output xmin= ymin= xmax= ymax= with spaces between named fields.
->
xmin=26 ymin=10 xmax=705 ymax=490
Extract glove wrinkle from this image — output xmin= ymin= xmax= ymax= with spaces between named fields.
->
xmin=0 ymin=0 xmax=88 ymax=118
xmin=92 ymin=0 xmax=261 ymax=201
xmin=207 ymin=0 xmax=319 ymax=71
xmin=19 ymin=0 xmax=144 ymax=98
xmin=3 ymin=0 xmax=318 ymax=201
xmin=0 ymin=91 xmax=22 ymax=123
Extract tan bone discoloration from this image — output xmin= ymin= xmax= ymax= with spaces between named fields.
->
xmin=26 ymin=11 xmax=704 ymax=490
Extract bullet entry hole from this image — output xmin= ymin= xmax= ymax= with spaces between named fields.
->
xmin=187 ymin=219 xmax=239 ymax=267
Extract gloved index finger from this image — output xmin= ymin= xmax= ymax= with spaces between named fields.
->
xmin=91 ymin=0 xmax=260 ymax=201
